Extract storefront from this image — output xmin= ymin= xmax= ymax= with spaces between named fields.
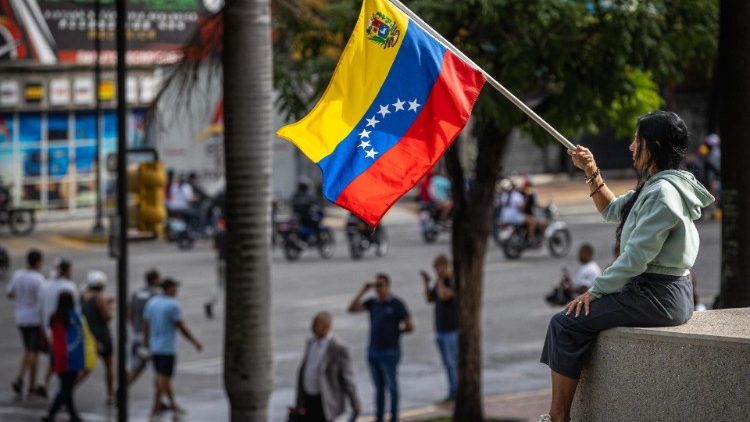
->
xmin=0 ymin=66 xmax=159 ymax=215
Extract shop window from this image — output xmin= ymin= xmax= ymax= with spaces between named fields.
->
xmin=19 ymin=113 xmax=41 ymax=144
xmin=76 ymin=179 xmax=96 ymax=207
xmin=75 ymin=111 xmax=97 ymax=142
xmin=0 ymin=113 xmax=13 ymax=145
xmin=103 ymin=110 xmax=117 ymax=140
xmin=48 ymin=146 xmax=70 ymax=179
xmin=48 ymin=112 xmax=69 ymax=141
xmin=23 ymin=149 xmax=42 ymax=177
xmin=46 ymin=182 xmax=70 ymax=210
xmin=22 ymin=182 xmax=41 ymax=203
xmin=76 ymin=145 xmax=96 ymax=173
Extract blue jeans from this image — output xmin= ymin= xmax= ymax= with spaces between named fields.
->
xmin=435 ymin=331 xmax=458 ymax=399
xmin=367 ymin=349 xmax=401 ymax=422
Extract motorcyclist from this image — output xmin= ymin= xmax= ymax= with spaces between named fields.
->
xmin=498 ymin=179 xmax=526 ymax=227
xmin=428 ymin=173 xmax=453 ymax=222
xmin=520 ymin=177 xmax=541 ymax=243
xmin=291 ymin=181 xmax=321 ymax=238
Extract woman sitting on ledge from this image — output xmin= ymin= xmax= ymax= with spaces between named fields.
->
xmin=539 ymin=111 xmax=714 ymax=422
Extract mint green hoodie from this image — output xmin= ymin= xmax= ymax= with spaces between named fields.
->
xmin=589 ymin=170 xmax=715 ymax=298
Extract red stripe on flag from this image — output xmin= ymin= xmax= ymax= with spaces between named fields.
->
xmin=336 ymin=51 xmax=485 ymax=226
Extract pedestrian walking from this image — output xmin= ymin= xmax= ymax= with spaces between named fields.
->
xmin=42 ymin=291 xmax=97 ymax=422
xmin=420 ymin=255 xmax=458 ymax=403
xmin=143 ymin=278 xmax=203 ymax=421
xmin=348 ymin=273 xmax=414 ymax=422
xmin=81 ymin=270 xmax=115 ymax=405
xmin=293 ymin=312 xmax=361 ymax=422
xmin=39 ymin=258 xmax=80 ymax=391
xmin=539 ymin=111 xmax=714 ymax=422
xmin=6 ymin=249 xmax=47 ymax=399
xmin=128 ymin=269 xmax=161 ymax=384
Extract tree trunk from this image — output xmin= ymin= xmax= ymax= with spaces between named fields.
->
xmin=448 ymin=129 xmax=510 ymax=422
xmin=718 ymin=0 xmax=750 ymax=307
xmin=222 ymin=0 xmax=274 ymax=420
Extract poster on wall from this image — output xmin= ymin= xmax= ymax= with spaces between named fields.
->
xmin=49 ymin=78 xmax=71 ymax=106
xmin=24 ymin=81 xmax=43 ymax=104
xmin=0 ymin=0 xmax=223 ymax=65
xmin=0 ymin=80 xmax=19 ymax=107
xmin=73 ymin=77 xmax=94 ymax=105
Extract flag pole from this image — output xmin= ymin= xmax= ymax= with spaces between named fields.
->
xmin=389 ymin=0 xmax=576 ymax=151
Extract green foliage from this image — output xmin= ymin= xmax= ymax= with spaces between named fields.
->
xmin=273 ymin=0 xmax=717 ymax=145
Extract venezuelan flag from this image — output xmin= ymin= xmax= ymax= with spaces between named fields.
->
xmin=277 ymin=0 xmax=485 ymax=226
xmin=51 ymin=311 xmax=98 ymax=373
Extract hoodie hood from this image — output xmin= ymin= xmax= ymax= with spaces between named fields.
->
xmin=648 ymin=170 xmax=715 ymax=220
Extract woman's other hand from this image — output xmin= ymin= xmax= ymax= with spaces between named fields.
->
xmin=567 ymin=145 xmax=597 ymax=176
xmin=564 ymin=291 xmax=597 ymax=317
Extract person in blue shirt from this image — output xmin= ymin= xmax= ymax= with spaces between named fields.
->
xmin=143 ymin=278 xmax=202 ymax=421
xmin=348 ymin=273 xmax=414 ymax=422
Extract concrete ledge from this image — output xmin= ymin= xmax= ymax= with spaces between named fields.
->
xmin=572 ymin=308 xmax=750 ymax=422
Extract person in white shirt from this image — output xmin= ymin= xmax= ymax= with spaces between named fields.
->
xmin=546 ymin=244 xmax=602 ymax=305
xmin=5 ymin=249 xmax=46 ymax=399
xmin=498 ymin=179 xmax=527 ymax=226
xmin=295 ymin=312 xmax=360 ymax=422
xmin=39 ymin=259 xmax=80 ymax=335
xmin=38 ymin=259 xmax=81 ymax=391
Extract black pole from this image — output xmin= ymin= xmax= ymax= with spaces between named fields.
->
xmin=92 ymin=0 xmax=103 ymax=233
xmin=115 ymin=0 xmax=128 ymax=420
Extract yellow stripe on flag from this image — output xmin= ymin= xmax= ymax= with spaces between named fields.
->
xmin=276 ymin=0 xmax=409 ymax=163
xmin=82 ymin=317 xmax=98 ymax=371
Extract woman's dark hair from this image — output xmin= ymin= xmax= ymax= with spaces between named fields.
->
xmin=50 ymin=291 xmax=75 ymax=327
xmin=615 ymin=111 xmax=689 ymax=250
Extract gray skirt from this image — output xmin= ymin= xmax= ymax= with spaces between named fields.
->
xmin=540 ymin=273 xmax=693 ymax=380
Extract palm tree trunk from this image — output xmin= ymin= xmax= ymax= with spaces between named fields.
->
xmin=718 ymin=0 xmax=750 ymax=307
xmin=222 ymin=0 xmax=274 ymax=420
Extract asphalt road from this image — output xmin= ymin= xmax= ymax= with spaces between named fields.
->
xmin=0 ymin=213 xmax=721 ymax=421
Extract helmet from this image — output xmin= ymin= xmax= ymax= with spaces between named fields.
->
xmin=86 ymin=270 xmax=108 ymax=288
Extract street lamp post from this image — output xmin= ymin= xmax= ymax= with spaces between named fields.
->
xmin=92 ymin=0 xmax=104 ymax=234
xmin=115 ymin=0 xmax=129 ymax=420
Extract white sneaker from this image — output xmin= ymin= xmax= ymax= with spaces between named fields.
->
xmin=539 ymin=415 xmax=553 ymax=422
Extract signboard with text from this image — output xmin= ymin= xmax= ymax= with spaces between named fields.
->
xmin=0 ymin=0 xmax=222 ymax=65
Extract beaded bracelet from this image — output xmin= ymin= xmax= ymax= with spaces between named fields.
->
xmin=585 ymin=168 xmax=601 ymax=184
xmin=589 ymin=182 xmax=605 ymax=197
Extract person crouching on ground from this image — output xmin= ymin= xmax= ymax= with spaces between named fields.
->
xmin=545 ymin=244 xmax=601 ymax=306
xmin=294 ymin=312 xmax=361 ymax=422
xmin=539 ymin=111 xmax=714 ymax=422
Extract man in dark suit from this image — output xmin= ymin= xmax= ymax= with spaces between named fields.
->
xmin=296 ymin=312 xmax=361 ymax=422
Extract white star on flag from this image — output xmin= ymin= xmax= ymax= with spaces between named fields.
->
xmin=378 ymin=104 xmax=391 ymax=118
xmin=365 ymin=148 xmax=378 ymax=159
xmin=358 ymin=140 xmax=371 ymax=149
xmin=408 ymin=98 xmax=421 ymax=112
xmin=366 ymin=116 xmax=380 ymax=127
xmin=392 ymin=98 xmax=405 ymax=112
xmin=358 ymin=128 xmax=371 ymax=139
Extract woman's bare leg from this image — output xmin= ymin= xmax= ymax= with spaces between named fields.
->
xmin=549 ymin=369 xmax=578 ymax=422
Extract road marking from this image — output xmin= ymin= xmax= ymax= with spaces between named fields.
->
xmin=179 ymin=350 xmax=303 ymax=375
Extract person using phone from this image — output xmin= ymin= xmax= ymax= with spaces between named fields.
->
xmin=420 ymin=254 xmax=458 ymax=403
xmin=348 ymin=274 xmax=414 ymax=422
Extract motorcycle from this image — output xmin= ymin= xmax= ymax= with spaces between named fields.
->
xmin=419 ymin=202 xmax=451 ymax=243
xmin=346 ymin=213 xmax=388 ymax=260
xmin=0 ymin=184 xmax=36 ymax=236
xmin=279 ymin=207 xmax=335 ymax=261
xmin=164 ymin=213 xmax=196 ymax=250
xmin=498 ymin=204 xmax=571 ymax=260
